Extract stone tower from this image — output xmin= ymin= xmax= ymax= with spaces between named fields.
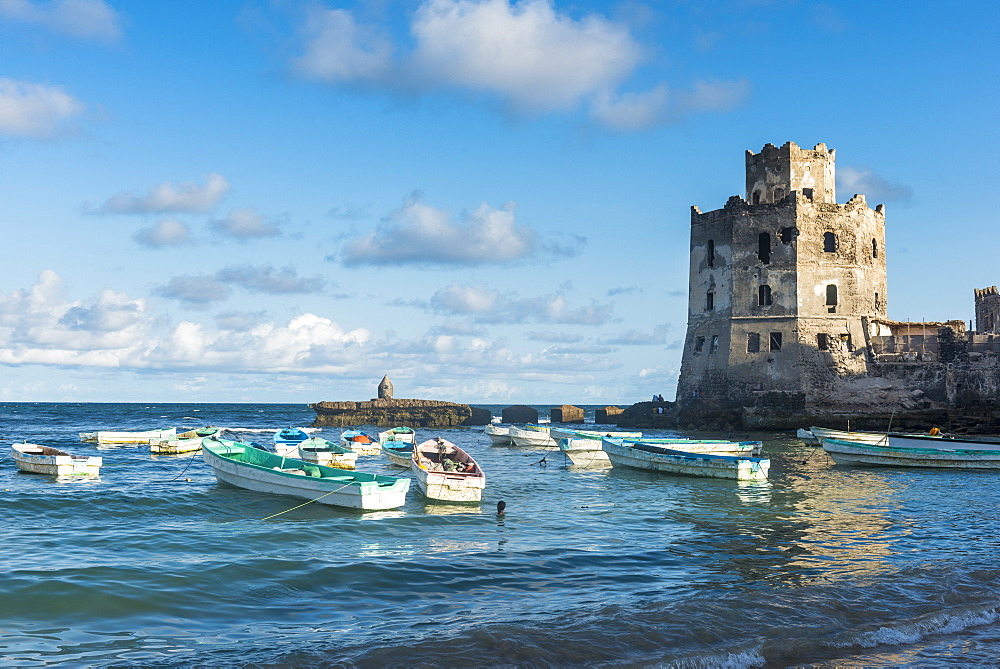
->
xmin=975 ymin=286 xmax=1000 ymax=333
xmin=378 ymin=375 xmax=393 ymax=400
xmin=675 ymin=142 xmax=888 ymax=414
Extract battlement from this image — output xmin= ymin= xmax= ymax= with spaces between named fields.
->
xmin=975 ymin=286 xmax=999 ymax=298
xmin=975 ymin=285 xmax=1000 ymax=333
xmin=746 ymin=141 xmax=836 ymax=205
xmin=690 ymin=190 xmax=883 ymax=225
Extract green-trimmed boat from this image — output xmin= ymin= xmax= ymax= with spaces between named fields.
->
xmin=201 ymin=438 xmax=410 ymax=510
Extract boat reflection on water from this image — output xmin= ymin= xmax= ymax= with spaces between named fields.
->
xmin=423 ymin=503 xmax=482 ymax=516
xmin=733 ymin=479 xmax=773 ymax=505
xmin=356 ymin=510 xmax=407 ymax=522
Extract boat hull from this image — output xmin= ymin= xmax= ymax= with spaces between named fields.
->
xmin=80 ymin=428 xmax=175 ymax=445
xmin=483 ymin=424 xmax=513 ymax=446
xmin=202 ymin=440 xmax=408 ymax=510
xmin=508 ymin=425 xmax=557 ymax=448
xmin=603 ymin=441 xmax=769 ymax=481
xmin=297 ymin=445 xmax=357 ymax=470
xmin=411 ymin=439 xmax=485 ymax=502
xmin=381 ymin=444 xmax=413 ymax=467
xmin=12 ymin=443 xmax=102 ymax=476
xmin=822 ymin=438 xmax=1000 ymax=468
xmin=341 ymin=430 xmax=380 ymax=455
xmin=151 ymin=437 xmax=205 ymax=454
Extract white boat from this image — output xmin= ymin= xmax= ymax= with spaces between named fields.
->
xmin=273 ymin=428 xmax=310 ymax=455
xmin=79 ymin=428 xmax=176 ymax=445
xmin=202 ymin=438 xmax=409 ymax=510
xmin=603 ymin=439 xmax=769 ymax=481
xmin=378 ymin=426 xmax=416 ymax=445
xmin=151 ymin=427 xmax=223 ymax=454
xmin=822 ymin=436 xmax=1000 ymax=468
xmin=381 ymin=441 xmax=415 ymax=467
xmin=411 ymin=437 xmax=485 ymax=502
xmin=796 ymin=428 xmax=819 ymax=444
xmin=296 ymin=437 xmax=358 ymax=470
xmin=809 ymin=426 xmax=890 ymax=445
xmin=11 ymin=442 xmax=102 ymax=476
xmin=555 ymin=429 xmax=642 ymax=466
xmin=483 ymin=423 xmax=513 ymax=446
xmin=508 ymin=424 xmax=557 ymax=448
xmin=340 ymin=429 xmax=380 ymax=455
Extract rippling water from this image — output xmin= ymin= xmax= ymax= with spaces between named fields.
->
xmin=3 ymin=402 xmax=1000 ymax=667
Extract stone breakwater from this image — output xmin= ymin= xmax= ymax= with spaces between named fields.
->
xmin=310 ymin=398 xmax=489 ymax=428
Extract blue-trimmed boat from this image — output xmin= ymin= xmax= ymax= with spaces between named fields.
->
xmin=603 ymin=439 xmax=769 ymax=481
xmin=823 ymin=435 xmax=1000 ymax=468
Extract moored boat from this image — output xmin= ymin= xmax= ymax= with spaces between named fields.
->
xmin=555 ymin=429 xmax=643 ymax=466
xmin=151 ymin=426 xmax=223 ymax=454
xmin=12 ymin=442 xmax=102 ymax=476
xmin=341 ymin=429 xmax=380 ymax=455
xmin=411 ymin=437 xmax=485 ymax=502
xmin=603 ymin=439 xmax=769 ymax=481
xmin=822 ymin=436 xmax=1000 ymax=468
xmin=381 ymin=440 xmax=415 ymax=467
xmin=296 ymin=437 xmax=358 ymax=470
xmin=483 ymin=423 xmax=513 ymax=446
xmin=508 ymin=424 xmax=557 ymax=448
xmin=809 ymin=426 xmax=889 ymax=445
xmin=273 ymin=428 xmax=310 ymax=456
xmin=796 ymin=428 xmax=819 ymax=444
xmin=201 ymin=438 xmax=409 ymax=510
xmin=79 ymin=428 xmax=175 ymax=445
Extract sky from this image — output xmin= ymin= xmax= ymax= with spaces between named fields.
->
xmin=1 ymin=0 xmax=998 ymax=404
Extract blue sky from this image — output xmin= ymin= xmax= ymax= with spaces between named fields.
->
xmin=1 ymin=0 xmax=997 ymax=404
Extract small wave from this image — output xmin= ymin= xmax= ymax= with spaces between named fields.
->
xmin=224 ymin=426 xmax=320 ymax=434
xmin=836 ymin=605 xmax=999 ymax=650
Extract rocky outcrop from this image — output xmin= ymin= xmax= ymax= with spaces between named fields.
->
xmin=460 ymin=407 xmax=493 ymax=426
xmin=310 ymin=398 xmax=473 ymax=428
xmin=595 ymin=406 xmax=623 ymax=424
xmin=502 ymin=405 xmax=538 ymax=424
xmin=551 ymin=405 xmax=583 ymax=423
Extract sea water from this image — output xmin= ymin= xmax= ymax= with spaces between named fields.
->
xmin=2 ymin=402 xmax=1000 ymax=666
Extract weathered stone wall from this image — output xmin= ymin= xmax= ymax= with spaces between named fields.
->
xmin=976 ymin=286 xmax=1000 ymax=333
xmin=595 ymin=406 xmax=623 ymax=423
xmin=677 ymin=142 xmax=887 ymax=415
xmin=310 ymin=398 xmax=472 ymax=428
xmin=502 ymin=405 xmax=538 ymax=424
xmin=551 ymin=405 xmax=584 ymax=423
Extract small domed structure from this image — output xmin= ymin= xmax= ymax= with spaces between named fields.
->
xmin=378 ymin=375 xmax=393 ymax=400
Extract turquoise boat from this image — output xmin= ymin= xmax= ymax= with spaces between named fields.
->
xmin=202 ymin=438 xmax=410 ymax=510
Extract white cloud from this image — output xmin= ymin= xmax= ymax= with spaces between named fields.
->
xmin=133 ymin=219 xmax=191 ymax=248
xmin=215 ymin=264 xmax=326 ymax=294
xmin=429 ymin=282 xmax=499 ymax=313
xmin=838 ymin=165 xmax=912 ymax=203
xmin=342 ymin=193 xmax=546 ymax=266
xmin=590 ymin=79 xmax=750 ymax=130
xmin=600 ymin=324 xmax=670 ymax=346
xmin=156 ymin=265 xmax=327 ymax=305
xmin=0 ymin=272 xmax=369 ymax=374
xmin=155 ymin=275 xmax=232 ymax=305
xmin=0 ymin=0 xmax=121 ymax=42
xmin=426 ymin=282 xmax=614 ymax=325
xmin=294 ymin=7 xmax=393 ymax=82
xmin=209 ymin=207 xmax=282 ymax=240
xmin=96 ymin=174 xmax=230 ymax=214
xmin=0 ymin=77 xmax=85 ymax=138
xmin=408 ymin=0 xmax=641 ymax=112
xmin=291 ymin=1 xmax=744 ymax=130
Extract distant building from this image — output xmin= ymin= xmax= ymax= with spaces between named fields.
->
xmin=675 ymin=142 xmax=1000 ymax=428
xmin=378 ymin=375 xmax=393 ymax=400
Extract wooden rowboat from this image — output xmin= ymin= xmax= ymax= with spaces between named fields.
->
xmin=202 ymin=438 xmax=409 ymax=510
xmin=340 ymin=429 xmax=380 ymax=455
xmin=483 ymin=423 xmax=513 ymax=446
xmin=603 ymin=439 xmax=769 ymax=481
xmin=554 ymin=429 xmax=642 ymax=466
xmin=822 ymin=436 xmax=1000 ymax=468
xmin=151 ymin=427 xmax=223 ymax=454
xmin=79 ymin=428 xmax=175 ymax=445
xmin=508 ymin=424 xmax=557 ymax=448
xmin=378 ymin=427 xmax=416 ymax=466
xmin=411 ymin=438 xmax=485 ymax=502
xmin=296 ymin=437 xmax=358 ymax=470
xmin=11 ymin=442 xmax=102 ymax=476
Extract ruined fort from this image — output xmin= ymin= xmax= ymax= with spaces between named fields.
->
xmin=662 ymin=141 xmax=1000 ymax=433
